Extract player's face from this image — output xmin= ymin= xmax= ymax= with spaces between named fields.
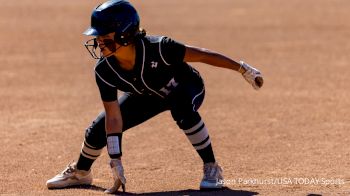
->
xmin=96 ymin=32 xmax=118 ymax=57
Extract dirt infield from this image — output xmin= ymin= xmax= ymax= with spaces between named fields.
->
xmin=1 ymin=0 xmax=350 ymax=195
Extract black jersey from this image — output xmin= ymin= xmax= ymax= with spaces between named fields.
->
xmin=94 ymin=35 xmax=202 ymax=102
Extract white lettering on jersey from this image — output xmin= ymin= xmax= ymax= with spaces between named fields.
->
xmin=160 ymin=77 xmax=179 ymax=95
xmin=151 ymin=61 xmax=158 ymax=68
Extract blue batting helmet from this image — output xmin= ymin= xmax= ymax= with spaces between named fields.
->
xmin=83 ymin=0 xmax=140 ymax=46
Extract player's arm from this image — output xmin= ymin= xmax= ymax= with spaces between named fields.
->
xmin=95 ymin=74 xmax=123 ymax=148
xmin=184 ymin=45 xmax=264 ymax=89
xmin=95 ymin=73 xmax=126 ymax=193
xmin=103 ymin=99 xmax=126 ymax=193
xmin=184 ymin=45 xmax=245 ymax=73
xmin=102 ymin=100 xmax=127 ymax=193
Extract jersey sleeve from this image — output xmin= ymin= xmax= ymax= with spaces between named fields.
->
xmin=95 ymin=72 xmax=118 ymax=102
xmin=159 ymin=37 xmax=186 ymax=65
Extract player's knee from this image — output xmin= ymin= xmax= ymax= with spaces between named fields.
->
xmin=175 ymin=112 xmax=202 ymax=130
xmin=85 ymin=113 xmax=107 ymax=149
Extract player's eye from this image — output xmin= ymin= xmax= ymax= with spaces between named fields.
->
xmin=102 ymin=39 xmax=114 ymax=45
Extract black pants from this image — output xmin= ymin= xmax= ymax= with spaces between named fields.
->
xmin=85 ymin=79 xmax=206 ymax=149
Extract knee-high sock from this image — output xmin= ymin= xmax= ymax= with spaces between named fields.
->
xmin=76 ymin=140 xmax=103 ymax=171
xmin=183 ymin=120 xmax=216 ymax=163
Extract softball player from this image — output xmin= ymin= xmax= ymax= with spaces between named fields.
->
xmin=46 ymin=0 xmax=263 ymax=193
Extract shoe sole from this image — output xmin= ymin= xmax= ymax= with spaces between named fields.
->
xmin=200 ymin=187 xmax=224 ymax=191
xmin=47 ymin=182 xmax=92 ymax=189
xmin=47 ymin=178 xmax=92 ymax=189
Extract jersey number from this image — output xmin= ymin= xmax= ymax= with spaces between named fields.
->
xmin=160 ymin=78 xmax=179 ymax=95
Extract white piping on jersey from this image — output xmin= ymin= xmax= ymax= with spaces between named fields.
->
xmin=94 ymin=58 xmax=116 ymax=87
xmin=192 ymin=87 xmax=205 ymax=111
xmin=105 ymin=58 xmax=143 ymax=94
xmin=158 ymin=36 xmax=171 ymax=66
xmin=95 ymin=71 xmax=116 ymax=87
xmin=140 ymin=39 xmax=165 ymax=98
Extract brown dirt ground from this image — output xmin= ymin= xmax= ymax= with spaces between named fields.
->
xmin=1 ymin=0 xmax=350 ymax=195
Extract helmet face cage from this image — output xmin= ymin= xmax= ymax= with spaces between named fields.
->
xmin=84 ymin=38 xmax=101 ymax=59
xmin=83 ymin=0 xmax=140 ymax=59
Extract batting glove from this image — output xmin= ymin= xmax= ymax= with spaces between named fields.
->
xmin=105 ymin=159 xmax=126 ymax=194
xmin=239 ymin=61 xmax=264 ymax=90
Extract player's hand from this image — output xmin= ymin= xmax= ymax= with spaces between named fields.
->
xmin=239 ymin=61 xmax=264 ymax=90
xmin=104 ymin=159 xmax=126 ymax=194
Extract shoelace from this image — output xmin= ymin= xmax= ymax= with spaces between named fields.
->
xmin=62 ymin=162 xmax=76 ymax=175
xmin=203 ymin=164 xmax=217 ymax=179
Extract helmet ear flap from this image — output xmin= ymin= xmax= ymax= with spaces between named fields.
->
xmin=113 ymin=24 xmax=140 ymax=46
xmin=114 ymin=33 xmax=129 ymax=46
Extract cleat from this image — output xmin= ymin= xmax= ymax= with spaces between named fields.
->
xmin=46 ymin=162 xmax=92 ymax=189
xmin=200 ymin=162 xmax=224 ymax=190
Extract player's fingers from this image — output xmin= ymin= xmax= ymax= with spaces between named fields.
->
xmin=255 ymin=76 xmax=264 ymax=88
xmin=104 ymin=179 xmax=123 ymax=194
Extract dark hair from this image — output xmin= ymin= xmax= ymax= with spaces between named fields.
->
xmin=136 ymin=28 xmax=146 ymax=39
